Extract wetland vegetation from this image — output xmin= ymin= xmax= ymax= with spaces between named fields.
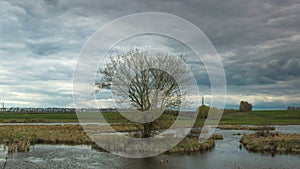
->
xmin=240 ymin=131 xmax=300 ymax=154
xmin=0 ymin=110 xmax=299 ymax=154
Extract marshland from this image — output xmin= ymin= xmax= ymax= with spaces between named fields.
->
xmin=0 ymin=110 xmax=299 ymax=168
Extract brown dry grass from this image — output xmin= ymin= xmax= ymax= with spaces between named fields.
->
xmin=240 ymin=131 xmax=300 ymax=153
xmin=0 ymin=125 xmax=92 ymax=144
xmin=0 ymin=125 xmax=217 ymax=153
xmin=217 ymin=125 xmax=275 ymax=131
xmin=168 ymin=137 xmax=215 ymax=153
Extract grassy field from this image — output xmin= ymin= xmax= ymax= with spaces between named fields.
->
xmin=0 ymin=113 xmax=78 ymax=122
xmin=0 ymin=110 xmax=299 ymax=125
xmin=220 ymin=110 xmax=300 ymax=125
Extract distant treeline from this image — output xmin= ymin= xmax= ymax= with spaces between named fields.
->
xmin=0 ymin=107 xmax=117 ymax=113
xmin=0 ymin=108 xmax=188 ymax=114
xmin=239 ymin=101 xmax=253 ymax=112
xmin=287 ymin=106 xmax=300 ymax=110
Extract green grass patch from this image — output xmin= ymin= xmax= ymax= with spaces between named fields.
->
xmin=0 ymin=110 xmax=299 ymax=125
xmin=220 ymin=110 xmax=300 ymax=125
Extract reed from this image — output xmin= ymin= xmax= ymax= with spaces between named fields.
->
xmin=0 ymin=125 xmax=220 ymax=154
xmin=240 ymin=132 xmax=300 ymax=153
xmin=5 ymin=140 xmax=31 ymax=154
xmin=217 ymin=125 xmax=275 ymax=131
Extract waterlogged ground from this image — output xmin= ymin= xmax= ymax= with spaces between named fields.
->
xmin=0 ymin=125 xmax=300 ymax=169
xmin=0 ymin=126 xmax=299 ymax=169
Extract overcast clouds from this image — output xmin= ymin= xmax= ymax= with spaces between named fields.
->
xmin=0 ymin=0 xmax=299 ymax=109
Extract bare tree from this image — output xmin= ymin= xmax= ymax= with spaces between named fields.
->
xmin=96 ymin=49 xmax=191 ymax=137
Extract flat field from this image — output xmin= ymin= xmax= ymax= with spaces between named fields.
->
xmin=0 ymin=110 xmax=299 ymax=125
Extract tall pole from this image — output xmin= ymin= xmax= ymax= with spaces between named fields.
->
xmin=202 ymin=96 xmax=204 ymax=105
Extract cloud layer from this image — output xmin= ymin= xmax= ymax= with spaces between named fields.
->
xmin=0 ymin=0 xmax=299 ymax=109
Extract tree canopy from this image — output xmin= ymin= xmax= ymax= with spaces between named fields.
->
xmin=96 ymin=49 xmax=191 ymax=137
xmin=239 ymin=101 xmax=253 ymax=112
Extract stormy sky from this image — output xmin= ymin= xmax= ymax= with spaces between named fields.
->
xmin=0 ymin=0 xmax=299 ymax=109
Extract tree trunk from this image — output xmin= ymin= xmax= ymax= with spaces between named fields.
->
xmin=142 ymin=122 xmax=153 ymax=138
